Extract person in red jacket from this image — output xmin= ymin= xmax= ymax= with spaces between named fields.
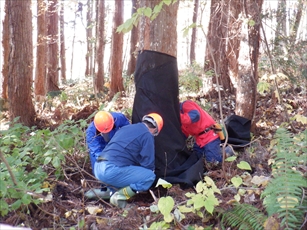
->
xmin=180 ymin=100 xmax=223 ymax=163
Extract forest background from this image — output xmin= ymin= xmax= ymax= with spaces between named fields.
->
xmin=0 ymin=0 xmax=307 ymax=230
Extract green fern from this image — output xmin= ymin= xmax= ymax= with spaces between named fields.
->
xmin=221 ymin=203 xmax=266 ymax=230
xmin=261 ymin=128 xmax=307 ymax=230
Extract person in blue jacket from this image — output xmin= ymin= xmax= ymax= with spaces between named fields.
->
xmin=94 ymin=113 xmax=164 ymax=208
xmin=85 ymin=111 xmax=130 ymax=199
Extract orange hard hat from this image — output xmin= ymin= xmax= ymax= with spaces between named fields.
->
xmin=94 ymin=111 xmax=114 ymax=133
xmin=142 ymin=113 xmax=163 ymax=136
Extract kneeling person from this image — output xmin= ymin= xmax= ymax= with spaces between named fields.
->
xmin=94 ymin=113 xmax=163 ymax=208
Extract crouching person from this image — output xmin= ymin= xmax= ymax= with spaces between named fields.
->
xmin=94 ymin=113 xmax=163 ymax=208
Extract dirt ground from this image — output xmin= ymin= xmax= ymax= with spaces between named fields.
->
xmin=1 ymin=83 xmax=306 ymax=230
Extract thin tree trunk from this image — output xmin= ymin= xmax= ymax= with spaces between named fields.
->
xmin=46 ymin=0 xmax=59 ymax=92
xmin=8 ymin=0 xmax=36 ymax=126
xmin=60 ymin=0 xmax=66 ymax=83
xmin=95 ymin=0 xmax=105 ymax=93
xmin=109 ymin=0 xmax=124 ymax=96
xmin=35 ymin=0 xmax=47 ymax=100
xmin=85 ymin=0 xmax=93 ymax=77
xmin=1 ymin=0 xmax=9 ymax=101
xmin=126 ymin=0 xmax=139 ymax=76
xmin=190 ymin=0 xmax=199 ymax=64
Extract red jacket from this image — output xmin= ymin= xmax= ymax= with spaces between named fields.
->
xmin=180 ymin=100 xmax=219 ymax=148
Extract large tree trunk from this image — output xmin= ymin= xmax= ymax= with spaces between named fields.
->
xmin=8 ymin=0 xmax=36 ymax=127
xmin=59 ymin=0 xmax=66 ymax=83
xmin=190 ymin=0 xmax=199 ymax=64
xmin=1 ymin=0 xmax=9 ymax=101
xmin=35 ymin=0 xmax=47 ymax=100
xmin=95 ymin=0 xmax=105 ymax=93
xmin=46 ymin=0 xmax=59 ymax=92
xmin=205 ymin=0 xmax=232 ymax=94
xmin=109 ymin=0 xmax=124 ymax=97
xmin=233 ymin=0 xmax=263 ymax=120
xmin=138 ymin=0 xmax=179 ymax=57
xmin=126 ymin=0 xmax=140 ymax=76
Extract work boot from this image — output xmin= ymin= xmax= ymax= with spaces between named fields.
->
xmin=85 ymin=187 xmax=112 ymax=200
xmin=110 ymin=186 xmax=136 ymax=208
xmin=225 ymin=146 xmax=235 ymax=157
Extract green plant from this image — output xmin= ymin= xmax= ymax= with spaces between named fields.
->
xmin=0 ymin=117 xmax=88 ymax=217
xmin=179 ymin=62 xmax=204 ymax=94
xmin=261 ymin=128 xmax=307 ymax=230
xmin=221 ymin=203 xmax=267 ymax=230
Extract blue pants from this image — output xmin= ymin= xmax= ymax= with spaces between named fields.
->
xmin=94 ymin=161 xmax=156 ymax=192
xmin=193 ymin=138 xmax=222 ymax=163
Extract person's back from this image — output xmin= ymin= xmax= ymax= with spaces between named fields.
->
xmin=98 ymin=122 xmax=155 ymax=170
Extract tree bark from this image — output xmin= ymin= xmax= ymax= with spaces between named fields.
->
xmin=205 ymin=0 xmax=232 ymax=94
xmin=190 ymin=0 xmax=199 ymax=64
xmin=46 ymin=0 xmax=59 ymax=92
xmin=85 ymin=0 xmax=94 ymax=77
xmin=126 ymin=0 xmax=140 ymax=76
xmin=35 ymin=0 xmax=47 ymax=99
xmin=7 ymin=0 xmax=36 ymax=126
xmin=1 ymin=0 xmax=9 ymax=101
xmin=138 ymin=0 xmax=179 ymax=57
xmin=233 ymin=0 xmax=263 ymax=120
xmin=95 ymin=0 xmax=105 ymax=93
xmin=60 ymin=0 xmax=66 ymax=83
xmin=109 ymin=0 xmax=124 ymax=97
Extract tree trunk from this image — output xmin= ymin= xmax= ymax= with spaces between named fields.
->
xmin=126 ymin=0 xmax=140 ymax=76
xmin=205 ymin=0 xmax=232 ymax=94
xmin=138 ymin=0 xmax=179 ymax=57
xmin=290 ymin=0 xmax=304 ymax=40
xmin=109 ymin=0 xmax=124 ymax=97
xmin=60 ymin=0 xmax=66 ymax=83
xmin=7 ymin=0 xmax=36 ymax=127
xmin=190 ymin=0 xmax=199 ymax=64
xmin=35 ymin=0 xmax=47 ymax=100
xmin=274 ymin=0 xmax=287 ymax=53
xmin=95 ymin=0 xmax=105 ymax=93
xmin=1 ymin=0 xmax=9 ymax=101
xmin=233 ymin=0 xmax=263 ymax=120
xmin=85 ymin=0 xmax=94 ymax=77
xmin=46 ymin=0 xmax=59 ymax=92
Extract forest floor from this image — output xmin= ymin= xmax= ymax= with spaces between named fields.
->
xmin=1 ymin=79 xmax=306 ymax=230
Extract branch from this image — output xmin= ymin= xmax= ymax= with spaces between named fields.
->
xmin=0 ymin=150 xmax=18 ymax=186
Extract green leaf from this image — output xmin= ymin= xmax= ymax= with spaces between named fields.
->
xmin=11 ymin=200 xmax=22 ymax=210
xmin=150 ymin=204 xmax=159 ymax=213
xmin=21 ymin=194 xmax=32 ymax=205
xmin=0 ymin=200 xmax=9 ymax=216
xmin=163 ymin=0 xmax=172 ymax=6
xmin=225 ymin=156 xmax=236 ymax=162
xmin=52 ymin=156 xmax=61 ymax=168
xmin=44 ymin=156 xmax=52 ymax=165
xmin=158 ymin=196 xmax=174 ymax=216
xmin=155 ymin=178 xmax=172 ymax=188
xmin=192 ymin=194 xmax=206 ymax=210
xmin=248 ymin=19 xmax=255 ymax=26
xmin=143 ymin=7 xmax=152 ymax=17
xmin=237 ymin=161 xmax=252 ymax=170
xmin=231 ymin=176 xmax=243 ymax=188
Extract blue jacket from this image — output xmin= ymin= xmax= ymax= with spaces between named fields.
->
xmin=98 ymin=123 xmax=155 ymax=171
xmin=86 ymin=112 xmax=130 ymax=171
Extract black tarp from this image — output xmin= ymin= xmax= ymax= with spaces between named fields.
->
xmin=132 ymin=50 xmax=203 ymax=188
xmin=223 ymin=115 xmax=251 ymax=146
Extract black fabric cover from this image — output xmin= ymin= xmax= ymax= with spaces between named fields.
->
xmin=223 ymin=115 xmax=251 ymax=146
xmin=132 ymin=50 xmax=203 ymax=188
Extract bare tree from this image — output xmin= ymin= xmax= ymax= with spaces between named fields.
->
xmin=190 ymin=0 xmax=199 ymax=64
xmin=46 ymin=0 xmax=60 ymax=92
xmin=95 ymin=0 xmax=105 ymax=93
xmin=109 ymin=0 xmax=124 ymax=96
xmin=59 ymin=0 xmax=66 ymax=83
xmin=126 ymin=0 xmax=140 ymax=76
xmin=7 ymin=0 xmax=36 ymax=126
xmin=35 ymin=0 xmax=47 ymax=100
